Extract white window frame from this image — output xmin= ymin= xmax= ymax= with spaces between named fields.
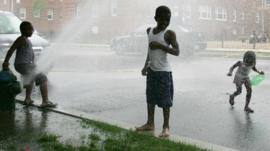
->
xmin=233 ymin=10 xmax=237 ymax=22
xmin=47 ymin=9 xmax=54 ymax=20
xmin=172 ymin=6 xmax=179 ymax=17
xmin=256 ymin=12 xmax=260 ymax=24
xmin=111 ymin=0 xmax=117 ymax=17
xmin=199 ymin=6 xmax=212 ymax=20
xmin=183 ymin=5 xmax=191 ymax=19
xmin=215 ymin=7 xmax=227 ymax=21
xmin=266 ymin=0 xmax=270 ymax=7
xmin=33 ymin=9 xmax=41 ymax=18
xmin=241 ymin=12 xmax=245 ymax=20
xmin=19 ymin=8 xmax=26 ymax=19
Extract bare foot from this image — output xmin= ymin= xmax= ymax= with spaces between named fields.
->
xmin=23 ymin=99 xmax=34 ymax=106
xmin=229 ymin=95 xmax=234 ymax=106
xmin=135 ymin=123 xmax=154 ymax=131
xmin=244 ymin=107 xmax=254 ymax=113
xmin=40 ymin=101 xmax=57 ymax=108
xmin=159 ymin=128 xmax=170 ymax=138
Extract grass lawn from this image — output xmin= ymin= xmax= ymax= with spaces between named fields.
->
xmin=4 ymin=118 xmax=208 ymax=151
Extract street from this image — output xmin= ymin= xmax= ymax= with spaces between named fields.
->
xmin=15 ymin=45 xmax=270 ymax=151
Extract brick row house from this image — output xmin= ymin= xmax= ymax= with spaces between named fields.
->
xmin=0 ymin=0 xmax=269 ymax=43
xmin=75 ymin=0 xmax=270 ymax=42
xmin=0 ymin=0 xmax=77 ymax=39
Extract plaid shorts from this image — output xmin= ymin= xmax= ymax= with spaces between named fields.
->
xmin=14 ymin=63 xmax=47 ymax=86
xmin=146 ymin=68 xmax=174 ymax=108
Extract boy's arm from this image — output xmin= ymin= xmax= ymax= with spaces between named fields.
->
xmin=227 ymin=61 xmax=241 ymax=76
xmin=141 ymin=28 xmax=151 ymax=76
xmin=149 ymin=30 xmax=179 ymax=56
xmin=252 ymin=66 xmax=264 ymax=74
xmin=2 ymin=38 xmax=19 ymax=70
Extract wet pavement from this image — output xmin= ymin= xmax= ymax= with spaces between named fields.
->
xmin=0 ymin=104 xmax=92 ymax=150
xmin=4 ymin=46 xmax=270 ymax=151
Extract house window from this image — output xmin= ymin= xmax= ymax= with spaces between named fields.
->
xmin=3 ymin=0 xmax=7 ymax=5
xmin=172 ymin=6 xmax=179 ymax=17
xmin=19 ymin=8 xmax=26 ymax=19
xmin=111 ymin=0 xmax=117 ymax=16
xmin=215 ymin=7 xmax=227 ymax=21
xmin=91 ymin=3 xmax=99 ymax=18
xmin=233 ymin=10 xmax=237 ymax=22
xmin=33 ymin=9 xmax=41 ymax=18
xmin=266 ymin=0 xmax=270 ymax=6
xmin=199 ymin=6 xmax=212 ymax=20
xmin=183 ymin=5 xmax=191 ymax=19
xmin=241 ymin=27 xmax=245 ymax=34
xmin=76 ymin=6 xmax=80 ymax=18
xmin=256 ymin=13 xmax=260 ymax=24
xmin=241 ymin=12 xmax=245 ymax=20
xmin=16 ymin=0 xmax=20 ymax=3
xmin=48 ymin=9 xmax=54 ymax=20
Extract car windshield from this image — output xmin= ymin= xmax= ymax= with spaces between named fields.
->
xmin=0 ymin=14 xmax=21 ymax=34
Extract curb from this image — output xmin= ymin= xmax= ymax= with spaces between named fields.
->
xmin=197 ymin=48 xmax=270 ymax=59
xmin=16 ymin=96 xmax=238 ymax=151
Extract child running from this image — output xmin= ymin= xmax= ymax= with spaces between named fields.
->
xmin=136 ymin=6 xmax=180 ymax=137
xmin=227 ymin=51 xmax=264 ymax=113
xmin=2 ymin=21 xmax=56 ymax=108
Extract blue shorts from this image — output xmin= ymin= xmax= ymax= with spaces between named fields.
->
xmin=146 ymin=68 xmax=174 ymax=108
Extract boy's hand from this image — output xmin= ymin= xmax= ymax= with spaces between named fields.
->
xmin=141 ymin=67 xmax=148 ymax=76
xmin=227 ymin=72 xmax=232 ymax=76
xmin=259 ymin=71 xmax=264 ymax=75
xmin=2 ymin=62 xmax=10 ymax=71
xmin=149 ymin=41 xmax=163 ymax=50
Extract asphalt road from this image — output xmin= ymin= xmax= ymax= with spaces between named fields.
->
xmin=7 ymin=45 xmax=270 ymax=151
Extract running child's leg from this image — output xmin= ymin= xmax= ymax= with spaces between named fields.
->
xmin=229 ymin=85 xmax=242 ymax=105
xmin=244 ymin=81 xmax=253 ymax=113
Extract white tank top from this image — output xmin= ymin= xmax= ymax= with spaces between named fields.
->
xmin=148 ymin=28 xmax=171 ymax=72
xmin=235 ymin=61 xmax=254 ymax=78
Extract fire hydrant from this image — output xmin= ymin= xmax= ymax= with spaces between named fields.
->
xmin=0 ymin=70 xmax=21 ymax=111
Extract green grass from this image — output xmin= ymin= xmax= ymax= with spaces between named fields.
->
xmin=36 ymin=119 xmax=208 ymax=151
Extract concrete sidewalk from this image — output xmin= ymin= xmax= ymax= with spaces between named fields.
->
xmin=15 ymin=96 xmax=239 ymax=151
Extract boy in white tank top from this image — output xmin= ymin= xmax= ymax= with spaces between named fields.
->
xmin=136 ymin=6 xmax=180 ymax=137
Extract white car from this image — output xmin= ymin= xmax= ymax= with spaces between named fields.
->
xmin=0 ymin=11 xmax=49 ymax=58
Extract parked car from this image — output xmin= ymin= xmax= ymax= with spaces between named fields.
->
xmin=0 ymin=11 xmax=49 ymax=58
xmin=110 ymin=24 xmax=207 ymax=56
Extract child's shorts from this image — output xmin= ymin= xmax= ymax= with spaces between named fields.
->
xmin=14 ymin=63 xmax=47 ymax=86
xmin=233 ymin=75 xmax=251 ymax=87
xmin=146 ymin=68 xmax=174 ymax=108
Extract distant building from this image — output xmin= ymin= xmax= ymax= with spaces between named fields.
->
xmin=0 ymin=0 xmax=269 ymax=43
xmin=0 ymin=0 xmax=77 ymax=39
